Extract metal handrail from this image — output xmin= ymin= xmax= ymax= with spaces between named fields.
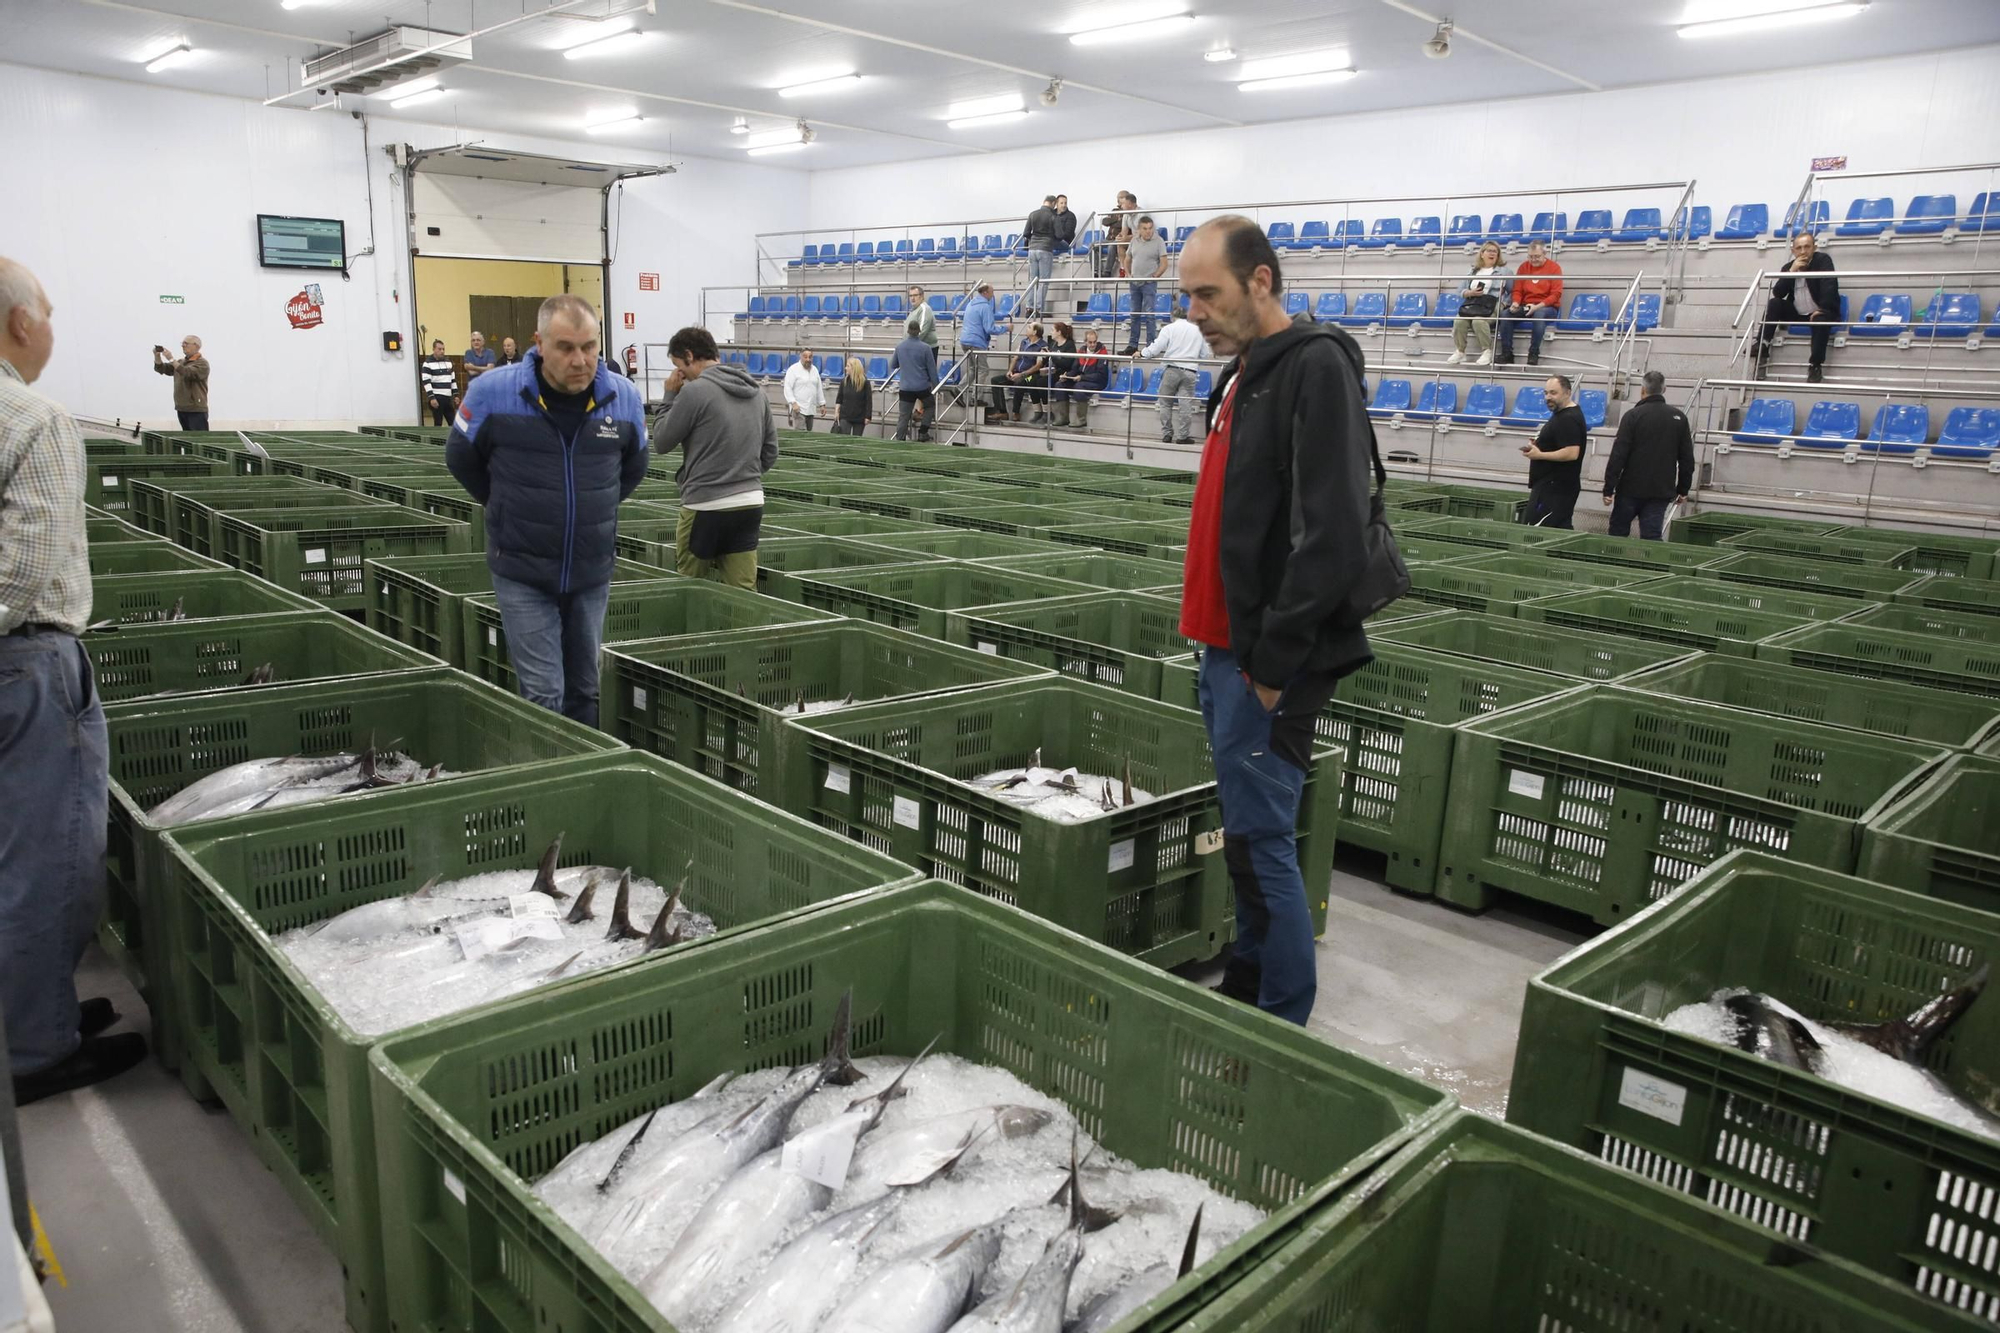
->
xmin=1784 ymin=161 xmax=2000 ymax=240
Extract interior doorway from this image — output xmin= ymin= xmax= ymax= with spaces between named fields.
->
xmin=412 ymin=255 xmax=606 ymax=363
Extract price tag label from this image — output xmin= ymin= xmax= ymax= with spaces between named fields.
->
xmin=456 ymin=915 xmax=562 ymax=961
xmin=1617 ymin=1066 xmax=1688 ymax=1127
xmin=102 ymin=474 xmax=119 ymax=488
xmin=510 ymin=892 xmax=561 ymax=920
xmin=1108 ymin=839 xmax=1136 ymax=873
xmin=782 ymin=1110 xmax=866 ymax=1189
xmin=975 ymin=641 xmax=998 ymax=655
xmin=631 ymin=686 xmax=648 ymax=711
xmin=1507 ymin=769 xmax=1546 ymax=801
xmin=1195 ymin=830 xmax=1225 ymax=856
xmin=892 ymin=795 xmax=922 ymax=829
xmin=304 ymin=548 xmax=327 ymax=565
xmin=442 ymin=1167 xmax=466 ymax=1204
xmin=487 ymin=626 xmax=499 ymax=646
xmin=825 ymin=762 xmax=852 ymax=794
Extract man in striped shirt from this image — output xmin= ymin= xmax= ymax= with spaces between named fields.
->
xmin=0 ymin=257 xmax=145 ymax=1104
xmin=421 ymin=340 xmax=457 ymax=427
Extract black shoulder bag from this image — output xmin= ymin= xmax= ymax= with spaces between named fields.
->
xmin=1331 ymin=423 xmax=1412 ymax=628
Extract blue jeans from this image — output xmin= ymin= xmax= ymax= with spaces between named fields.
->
xmin=1024 ymin=249 xmax=1054 ymax=313
xmin=1196 ymin=645 xmax=1330 ymax=1026
xmin=1498 ymin=304 xmax=1556 ymax=357
xmin=489 ymin=573 xmax=612 ymax=728
xmin=1 ymin=631 xmax=109 ymax=1076
xmin=1129 ymin=281 xmax=1159 ymax=348
xmin=1609 ymin=495 xmax=1671 ymax=540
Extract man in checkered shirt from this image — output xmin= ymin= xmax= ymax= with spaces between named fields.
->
xmin=0 ymin=257 xmax=146 ymax=1104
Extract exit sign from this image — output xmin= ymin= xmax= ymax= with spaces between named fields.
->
xmin=638 ymin=273 xmax=660 ymax=291
xmin=160 ymin=295 xmax=185 ymax=304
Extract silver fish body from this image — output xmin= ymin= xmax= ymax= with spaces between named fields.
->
xmin=948 ymin=1227 xmax=1084 ymax=1333
xmin=147 ymin=754 xmax=362 ymax=825
xmin=1067 ymin=1264 xmax=1173 ymax=1333
xmin=817 ymin=1224 xmax=1005 ymax=1333
xmin=706 ymin=1193 xmax=903 ymax=1333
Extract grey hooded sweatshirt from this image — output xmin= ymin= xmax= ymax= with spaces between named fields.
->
xmin=649 ymin=362 xmax=780 ymax=505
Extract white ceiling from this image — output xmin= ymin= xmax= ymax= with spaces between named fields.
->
xmin=4 ymin=0 xmax=1996 ymax=171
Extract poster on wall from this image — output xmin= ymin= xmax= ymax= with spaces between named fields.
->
xmin=1811 ymin=155 xmax=1848 ymax=172
xmin=286 ymin=283 xmax=325 ymax=330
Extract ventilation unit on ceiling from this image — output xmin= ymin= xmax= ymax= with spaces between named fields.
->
xmin=301 ymin=27 xmax=473 ymax=94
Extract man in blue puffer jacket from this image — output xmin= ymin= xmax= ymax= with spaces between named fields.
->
xmin=447 ymin=295 xmax=647 ymax=727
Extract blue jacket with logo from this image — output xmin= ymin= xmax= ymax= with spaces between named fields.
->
xmin=445 ymin=349 xmax=648 ymax=595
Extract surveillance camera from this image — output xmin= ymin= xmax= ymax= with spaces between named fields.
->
xmin=1423 ymin=21 xmax=1452 ymax=58
xmin=1040 ymin=77 xmax=1063 ymax=108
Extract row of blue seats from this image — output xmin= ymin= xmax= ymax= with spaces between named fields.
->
xmin=1732 ymin=402 xmax=2000 ymax=455
xmin=1367 ymin=381 xmax=1608 ymax=429
xmin=1765 ymin=291 xmax=2000 ymax=339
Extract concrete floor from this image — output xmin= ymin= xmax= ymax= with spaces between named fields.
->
xmin=16 ymin=861 xmax=1588 ymax=1330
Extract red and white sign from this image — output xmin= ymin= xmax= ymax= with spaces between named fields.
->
xmin=1811 ymin=155 xmax=1848 ymax=172
xmin=638 ymin=272 xmax=660 ymax=291
xmin=285 ymin=285 xmax=324 ymax=330
xmin=623 ymin=311 xmax=636 ymax=329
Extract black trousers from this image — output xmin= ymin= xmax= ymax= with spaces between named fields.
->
xmin=176 ymin=410 xmax=209 ymax=431
xmin=428 ymin=396 xmax=455 ymax=427
xmin=1609 ymin=494 xmax=1671 ymax=540
xmin=896 ymin=391 xmax=934 ymax=441
xmin=1760 ymin=296 xmax=1835 ymax=366
xmin=1525 ymin=481 xmax=1579 ymax=530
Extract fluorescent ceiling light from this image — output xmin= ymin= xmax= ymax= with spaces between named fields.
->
xmin=390 ymin=87 xmax=447 ymax=109
xmin=564 ymin=26 xmax=644 ymax=59
xmin=747 ymin=142 xmax=807 ymax=157
xmin=584 ymin=109 xmax=642 ymax=132
xmin=1069 ymin=12 xmax=1195 ymax=46
xmin=1238 ymin=48 xmax=1351 ymax=81
xmin=143 ymin=43 xmax=192 ymax=74
xmin=778 ymin=72 xmax=862 ymax=98
xmin=1238 ymin=68 xmax=1356 ymax=92
xmin=729 ymin=116 xmax=750 ymax=135
xmin=375 ymin=75 xmax=438 ymax=100
xmin=1203 ymin=47 xmax=1236 ymax=62
xmin=747 ymin=125 xmax=808 ymax=149
xmin=948 ymin=109 xmax=1029 ymax=129
xmin=944 ymin=94 xmax=1023 ymax=120
xmin=280 ymin=0 xmax=308 ymax=9
xmin=1678 ymin=1 xmax=1865 ymax=37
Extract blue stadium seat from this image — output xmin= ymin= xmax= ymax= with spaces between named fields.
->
xmin=1008 ymin=234 xmax=1026 ymax=256
xmin=1326 ymin=220 xmax=1360 ymax=248
xmin=1314 ymin=292 xmax=1347 ymax=322
xmin=1613 ymin=208 xmax=1665 ymax=242
xmin=1800 ymin=400 xmax=1861 ymax=446
xmin=1448 ymin=214 xmax=1484 ymax=246
xmin=1079 ymin=292 xmax=1113 ymax=324
xmin=1298 ymin=220 xmax=1331 ymax=249
xmin=1917 ymin=292 xmax=1981 ymax=338
xmin=1506 ymin=386 xmax=1552 ymax=425
xmin=1849 ymin=293 xmax=1913 ymax=337
xmin=1787 ymin=293 xmax=1849 ymax=334
xmin=1557 ymin=293 xmax=1612 ymax=332
xmin=801 ymin=295 xmax=822 ymax=318
xmin=1361 ymin=218 xmax=1401 ymax=249
xmin=1267 ymin=222 xmax=1295 ymax=249
xmin=1132 ymin=368 xmax=1165 ymax=403
xmin=822 ymin=355 xmax=844 ymax=380
xmin=1114 ymin=293 xmax=1134 ymax=320
xmin=915 ymin=238 xmax=935 ymax=260
xmin=1456 ymin=383 xmax=1507 ymax=423
xmin=1104 ymin=367 xmax=1135 ymax=398
xmin=1194 ymin=370 xmax=1213 ymax=398
xmin=1967 ymin=193 xmax=2000 ymax=234
xmin=1369 ymin=379 xmax=1413 ymax=415
xmin=868 ymin=356 xmax=890 ymax=381
xmin=1899 ymin=195 xmax=1956 ymax=237
xmin=1408 ymin=381 xmax=1458 ymax=420
xmin=1733 ymin=397 xmax=1796 ymax=444
xmin=1339 ymin=292 xmax=1388 ymax=327
xmin=985 ymin=234 xmax=1006 ymax=255
xmin=928 ymin=295 xmax=948 ymax=314
xmin=1486 ymin=213 xmax=1524 ymax=245
xmin=1615 ymin=293 xmax=1662 ymax=332
xmin=835 ymin=242 xmax=856 ymax=264
xmin=996 ymin=294 xmax=1019 ymax=319
xmin=886 ymin=240 xmax=909 ymax=262
xmin=1284 ymin=292 xmax=1309 ymax=319
xmin=817 ymin=239 xmax=840 ymax=264
xmin=784 ymin=295 xmax=804 ymax=318
xmin=857 ymin=242 xmax=877 ymax=263
xmin=1864 ymin=404 xmax=1929 ymax=454
xmin=1404 ymin=216 xmax=1443 ymax=247
xmin=1716 ymin=203 xmax=1769 ymax=240
xmin=1387 ymin=292 xmax=1428 ymax=328
xmin=861 ymin=294 xmax=884 ymax=320
xmin=1527 ymin=212 xmax=1568 ymax=244
xmin=1936 ymin=407 xmax=2000 ymax=458
xmin=747 ymin=295 xmax=766 ymax=317
xmin=1579 ymin=389 xmax=1608 ymax=430
xmin=937 ymin=237 xmax=959 ymax=260
xmin=794 ymin=245 xmax=815 ymax=268
xmin=1565 ymin=210 xmax=1614 ymax=244
xmin=842 ymin=294 xmax=863 ymax=319
xmin=1835 ymin=197 xmax=1894 ymax=238
xmin=1774 ymin=200 xmax=1830 ymax=238
xmin=883 ymin=295 xmax=906 ymax=322
xmin=1171 ymin=225 xmax=1196 ymax=252
xmin=1670 ymin=206 xmax=1712 ymax=242
xmin=1153 ymin=293 xmax=1173 ymax=317
xmin=938 ymin=357 xmax=961 ymax=387
xmin=746 ymin=352 xmax=766 ymax=377
xmin=1420 ymin=293 xmax=1462 ymax=329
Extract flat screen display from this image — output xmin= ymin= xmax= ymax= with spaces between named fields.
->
xmin=257 ymin=214 xmax=347 ymax=272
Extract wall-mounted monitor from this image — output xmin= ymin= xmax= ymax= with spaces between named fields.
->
xmin=257 ymin=214 xmax=347 ymax=272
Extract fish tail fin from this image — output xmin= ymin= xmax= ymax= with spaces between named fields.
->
xmin=1061 ymin=1132 xmax=1119 ymax=1232
xmin=642 ymin=867 xmax=687 ymax=953
xmin=541 ymin=950 xmax=585 ymax=982
xmin=594 ymin=1107 xmax=660 ymax=1194
xmin=1176 ymin=1203 xmax=1204 ymax=1278
xmin=822 ymin=988 xmax=865 ymax=1086
xmin=851 ymin=1033 xmax=940 ymax=1127
xmin=606 ymin=868 xmax=644 ymax=941
xmin=408 ymin=874 xmax=444 ymax=900
xmin=532 ymin=832 xmax=569 ymax=900
xmin=1123 ymin=756 xmax=1134 ymax=807
xmin=565 ymin=873 xmax=601 ymax=925
xmin=1836 ymin=963 xmax=1990 ymax=1062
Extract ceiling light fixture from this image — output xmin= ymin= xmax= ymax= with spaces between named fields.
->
xmin=1237 ymin=68 xmax=1356 ymax=92
xmin=1069 ymin=11 xmax=1195 ymax=46
xmin=280 ymin=0 xmax=308 ymax=9
xmin=375 ymin=75 xmax=438 ymax=100
xmin=1203 ymin=47 xmax=1237 ymax=62
xmin=585 ymin=113 xmax=643 ymax=133
xmin=390 ymin=86 xmax=447 ymax=109
xmin=777 ymin=72 xmax=863 ymax=98
xmin=948 ymin=109 xmax=1030 ymax=129
xmin=729 ymin=117 xmax=750 ymax=134
xmin=747 ymin=124 xmax=808 ymax=149
xmin=747 ymin=142 xmax=807 ymax=157
xmin=563 ymin=25 xmax=644 ymax=59
xmin=1237 ymin=48 xmax=1352 ymax=81
xmin=943 ymin=93 xmax=1024 ymax=121
xmin=1677 ymin=0 xmax=1866 ymax=38
xmin=143 ymin=43 xmax=192 ymax=74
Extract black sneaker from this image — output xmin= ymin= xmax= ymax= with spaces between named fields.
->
xmin=1494 ymin=352 xmax=1515 ymax=365
xmin=80 ymin=997 xmax=120 ymax=1038
xmin=1808 ymin=364 xmax=1824 ymax=383
xmin=1526 ymin=352 xmax=1540 ymax=366
xmin=14 ymin=1032 xmax=149 ymax=1107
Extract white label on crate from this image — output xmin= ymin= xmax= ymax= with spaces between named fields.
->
xmin=1195 ymin=830 xmax=1225 ymax=856
xmin=975 ymin=641 xmax=998 ymax=655
xmin=1507 ymin=769 xmax=1546 ymax=801
xmin=102 ymin=474 xmax=119 ymax=488
xmin=487 ymin=626 xmax=499 ymax=646
xmin=304 ymin=547 xmax=327 ymax=565
xmin=893 ymin=796 xmax=922 ymax=830
xmin=509 ymin=892 xmax=561 ymax=920
xmin=1617 ymin=1067 xmax=1688 ymax=1127
xmin=1108 ymin=839 xmax=1136 ymax=873
xmin=631 ymin=686 xmax=648 ymax=711
xmin=442 ymin=1167 xmax=467 ymax=1205
xmin=782 ymin=1110 xmax=867 ymax=1189
xmin=825 ymin=762 xmax=852 ymax=795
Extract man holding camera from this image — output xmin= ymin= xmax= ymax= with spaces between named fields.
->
xmin=152 ymin=334 xmax=210 ymax=429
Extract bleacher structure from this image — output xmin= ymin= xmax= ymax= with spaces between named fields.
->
xmin=678 ymin=162 xmax=2000 ymax=537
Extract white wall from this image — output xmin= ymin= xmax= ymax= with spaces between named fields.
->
xmin=804 ymin=44 xmax=2000 ymax=236
xmin=0 ymin=62 xmax=807 ymax=426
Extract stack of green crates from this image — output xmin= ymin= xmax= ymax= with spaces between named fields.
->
xmin=1518 ymin=589 xmax=1817 ymax=656
xmin=87 ymin=568 xmax=320 ymax=628
xmin=365 ymin=553 xmax=665 ymax=666
xmin=85 ymin=611 xmax=436 ymax=702
xmin=946 ymin=590 xmax=1190 ymax=697
xmin=215 ymin=504 xmax=473 ymax=610
xmin=1374 ymin=611 xmax=1697 ymax=682
xmin=1755 ymin=620 xmax=2000 ymax=696
xmin=1858 ymin=752 xmax=2000 ymax=908
xmin=794 ymin=561 xmax=1097 ymax=637
xmin=1698 ymin=551 xmax=1932 ymax=600
xmin=1627 ymin=654 xmax=2000 ymax=747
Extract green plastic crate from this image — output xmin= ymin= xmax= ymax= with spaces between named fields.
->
xmin=368 ymin=880 xmax=1453 ymax=1333
xmin=838 ymin=484 xmax=1002 ymax=521
xmin=760 ymin=474 xmax=906 ymax=504
xmin=1449 ymin=550 xmax=1663 ymax=591
xmin=464 ymin=579 xmax=839 ymax=692
xmin=86 ymin=610 xmax=436 ymax=703
xmin=1669 ymin=509 xmax=1841 ymax=546
xmin=172 ymin=489 xmax=402 ymax=556
xmin=87 ymin=569 xmax=321 ymax=628
xmin=609 ymin=515 xmax=681 ymax=569
xmin=1396 ymin=517 xmax=1578 ymax=553
xmin=1831 ymin=527 xmax=1999 ymax=580
xmin=1859 ymin=754 xmax=2000 ymax=909
xmin=794 ymin=562 xmax=1098 ymax=639
xmin=355 ymin=480 xmax=485 ymax=545
xmin=1373 ymin=611 xmax=1697 ymax=681
xmin=126 ymin=473 xmax=342 ymax=540
xmin=1543 ymin=533 xmax=1737 ymax=574
xmin=1720 ymin=529 xmax=1920 ymax=566
xmin=1893 ymin=573 xmax=2000 ymax=620
xmin=1435 ymin=487 xmax=1527 ymax=523
xmin=774 ymin=678 xmax=1341 ymax=963
xmin=1043 ymin=519 xmax=1190 ymax=560
xmin=1519 ymin=590 xmax=1816 ymax=657
xmin=86 ymin=541 xmax=221 ymax=576
xmin=1627 ymin=654 xmax=2000 ymax=747
xmin=860 ymin=528 xmax=1069 ymax=560
xmin=751 ymin=537 xmax=947 ymax=599
xmin=1049 ymin=476 xmax=1196 ymax=504
xmin=975 ymin=549 xmax=1184 ymax=591
xmin=1179 ymin=1108 xmax=1976 ymax=1332
xmin=85 ymin=436 xmax=145 ymax=458
xmin=1510 ymin=851 xmax=2000 ymax=1321
xmin=1630 ymin=575 xmax=1873 ymax=621
xmin=1405 ymin=564 xmax=1577 ymax=616
xmin=85 ymin=515 xmax=154 ymax=544
xmin=160 ymin=752 xmax=919 ymax=1333
xmin=759 ymin=509 xmax=929 ymax=538
xmin=310 ymin=462 xmax=452 ymax=491
xmin=87 ymin=455 xmax=225 ymax=511
xmin=1847 ymin=602 xmax=2000 ymax=641
xmin=932 ymin=501 xmax=1112 ymax=537
xmin=946 ymin=591 xmax=1190 ymax=698
xmin=216 ymin=505 xmax=472 ymax=611
xmin=1698 ymin=551 xmax=1931 ymax=600
xmin=603 ymin=620 xmax=1052 ymax=797
xmin=362 ymin=554 xmax=663 ymax=665
xmin=1386 ymin=492 xmax=1451 ymax=514
xmin=1391 ymin=534 xmax=1489 ymax=566
xmin=98 ymin=668 xmax=623 ymax=1071
xmin=1435 ymin=687 xmax=1943 ymax=923
xmin=1754 ymin=621 xmax=2000 ymax=698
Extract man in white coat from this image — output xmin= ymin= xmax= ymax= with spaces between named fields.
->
xmin=781 ymin=348 xmax=825 ymax=431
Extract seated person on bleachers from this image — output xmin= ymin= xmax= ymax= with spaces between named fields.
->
xmin=1057 ymin=327 xmax=1112 ymax=430
xmin=1046 ymin=321 xmax=1079 ymax=427
xmin=1003 ymin=323 xmax=1051 ymax=425
xmin=1497 ymin=240 xmax=1562 ymax=366
xmin=1446 ymin=242 xmax=1511 ymax=366
xmin=1755 ymin=231 xmax=1839 ymax=384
